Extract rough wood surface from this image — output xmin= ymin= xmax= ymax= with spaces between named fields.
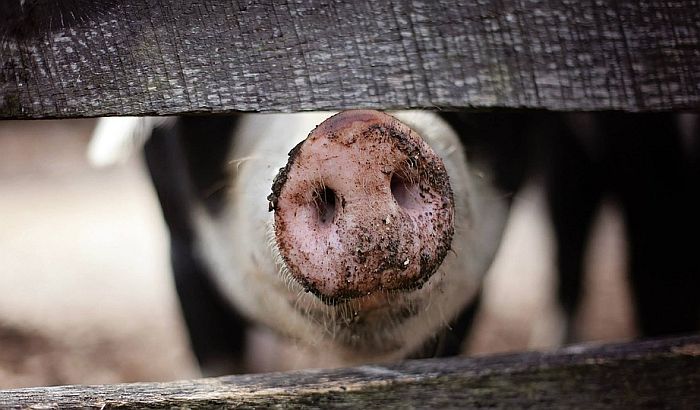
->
xmin=1 ymin=0 xmax=699 ymax=119
xmin=1 ymin=335 xmax=699 ymax=408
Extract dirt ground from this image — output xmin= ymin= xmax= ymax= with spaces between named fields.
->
xmin=0 ymin=119 xmax=636 ymax=389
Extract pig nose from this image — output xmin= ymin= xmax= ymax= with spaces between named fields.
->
xmin=268 ymin=110 xmax=455 ymax=303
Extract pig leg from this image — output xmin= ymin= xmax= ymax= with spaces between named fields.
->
xmin=143 ymin=117 xmax=250 ymax=376
xmin=544 ymin=114 xmax=605 ymax=342
xmin=547 ymin=113 xmax=700 ymax=339
xmin=608 ymin=113 xmax=700 ymax=336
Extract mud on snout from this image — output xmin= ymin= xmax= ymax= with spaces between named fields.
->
xmin=267 ymin=110 xmax=455 ymax=314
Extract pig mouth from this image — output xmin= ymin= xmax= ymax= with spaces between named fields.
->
xmin=307 ymin=290 xmax=423 ymax=322
xmin=262 ymin=219 xmax=450 ymax=353
xmin=265 ymin=215 xmax=442 ymax=352
xmin=290 ymin=281 xmax=431 ymax=352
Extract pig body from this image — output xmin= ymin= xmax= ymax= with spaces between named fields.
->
xmin=139 ymin=111 xmax=508 ymax=374
xmin=96 ymin=110 xmax=700 ymax=376
xmin=442 ymin=111 xmax=700 ymax=343
xmin=541 ymin=112 xmax=700 ymax=340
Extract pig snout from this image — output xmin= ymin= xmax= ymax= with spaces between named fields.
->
xmin=268 ymin=110 xmax=455 ymax=303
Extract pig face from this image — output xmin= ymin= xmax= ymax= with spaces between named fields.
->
xmin=192 ymin=110 xmax=507 ymax=364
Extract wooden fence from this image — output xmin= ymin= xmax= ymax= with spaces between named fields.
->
xmin=1 ymin=1 xmax=699 ymax=407
xmin=0 ymin=335 xmax=699 ymax=408
xmin=1 ymin=0 xmax=699 ymax=119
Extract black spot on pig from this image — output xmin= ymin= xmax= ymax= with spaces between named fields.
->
xmin=542 ymin=112 xmax=700 ymax=339
xmin=445 ymin=110 xmax=700 ymax=341
xmin=143 ymin=115 xmax=249 ymax=376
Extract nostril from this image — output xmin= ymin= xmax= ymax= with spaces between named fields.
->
xmin=391 ymin=173 xmax=420 ymax=210
xmin=313 ymin=187 xmax=337 ymax=225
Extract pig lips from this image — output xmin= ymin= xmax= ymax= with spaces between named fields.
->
xmin=268 ymin=110 xmax=455 ymax=305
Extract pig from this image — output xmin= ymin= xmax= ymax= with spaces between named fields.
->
xmin=93 ymin=110 xmax=700 ymax=376
xmin=440 ymin=111 xmax=700 ymax=344
xmin=94 ymin=111 xmax=510 ymax=375
xmin=539 ymin=112 xmax=700 ymax=341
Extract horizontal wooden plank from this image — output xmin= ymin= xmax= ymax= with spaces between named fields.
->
xmin=1 ymin=0 xmax=699 ymax=119
xmin=1 ymin=335 xmax=699 ymax=408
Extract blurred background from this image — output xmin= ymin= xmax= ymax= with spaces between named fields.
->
xmin=0 ymin=118 xmax=635 ymax=389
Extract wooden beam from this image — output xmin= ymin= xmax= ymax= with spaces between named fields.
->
xmin=1 ymin=335 xmax=699 ymax=408
xmin=1 ymin=0 xmax=699 ymax=119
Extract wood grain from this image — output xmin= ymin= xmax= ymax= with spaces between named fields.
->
xmin=1 ymin=0 xmax=699 ymax=119
xmin=1 ymin=335 xmax=699 ymax=408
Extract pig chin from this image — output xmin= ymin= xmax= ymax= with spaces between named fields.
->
xmin=268 ymin=234 xmax=444 ymax=353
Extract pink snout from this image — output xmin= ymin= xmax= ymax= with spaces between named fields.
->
xmin=268 ymin=110 xmax=455 ymax=303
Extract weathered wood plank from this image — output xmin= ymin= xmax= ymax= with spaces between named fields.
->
xmin=1 ymin=335 xmax=699 ymax=408
xmin=1 ymin=0 xmax=699 ymax=119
